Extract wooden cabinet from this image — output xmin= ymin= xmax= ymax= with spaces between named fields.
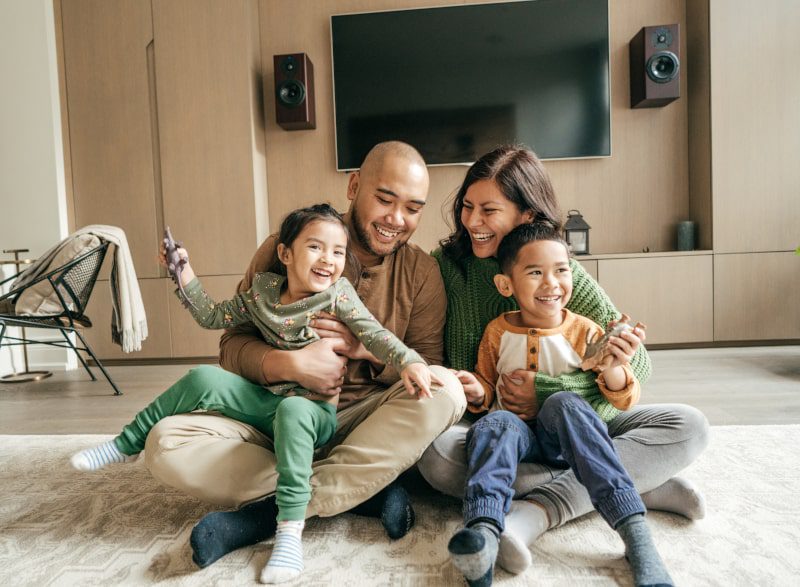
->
xmin=714 ymin=252 xmax=800 ymax=341
xmin=595 ymin=254 xmax=714 ymax=345
xmin=58 ymin=0 xmax=266 ymax=359
xmin=81 ymin=278 xmax=172 ymax=360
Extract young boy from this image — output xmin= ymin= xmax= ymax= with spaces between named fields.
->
xmin=447 ymin=223 xmax=673 ymax=587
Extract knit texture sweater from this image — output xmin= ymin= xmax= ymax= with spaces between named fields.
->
xmin=433 ymin=249 xmax=652 ymax=421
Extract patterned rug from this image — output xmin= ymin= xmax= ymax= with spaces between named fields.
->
xmin=1 ymin=426 xmax=799 ymax=586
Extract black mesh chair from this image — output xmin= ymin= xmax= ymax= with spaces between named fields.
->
xmin=0 ymin=241 xmax=122 ymax=395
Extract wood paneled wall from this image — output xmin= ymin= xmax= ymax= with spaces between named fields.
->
xmin=259 ymin=0 xmax=691 ymax=255
xmin=710 ymin=0 xmax=800 ymax=254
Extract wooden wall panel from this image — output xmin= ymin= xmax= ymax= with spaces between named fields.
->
xmin=153 ymin=0 xmax=266 ymax=277
xmin=61 ymin=0 xmax=160 ymax=278
xmin=81 ymin=278 xmax=172 ymax=360
xmin=711 ymin=0 xmax=800 ymax=253
xmin=576 ymin=258 xmax=598 ymax=282
xmin=687 ymin=0 xmax=712 ymax=251
xmin=259 ymin=0 xmax=689 ymax=255
xmin=714 ymin=253 xmax=800 ymax=341
xmin=168 ymin=274 xmax=243 ymax=358
xmin=597 ymin=255 xmax=713 ymax=344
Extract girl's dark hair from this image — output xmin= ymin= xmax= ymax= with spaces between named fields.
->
xmin=266 ymin=203 xmax=357 ymax=276
xmin=439 ymin=144 xmax=563 ymax=267
xmin=496 ymin=222 xmax=570 ymax=275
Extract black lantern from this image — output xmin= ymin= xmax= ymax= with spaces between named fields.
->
xmin=565 ymin=209 xmax=591 ymax=255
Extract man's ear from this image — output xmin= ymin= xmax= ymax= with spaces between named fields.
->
xmin=493 ymin=273 xmax=514 ymax=298
xmin=522 ymin=209 xmax=535 ymax=223
xmin=346 ymin=171 xmax=360 ymax=202
xmin=277 ymin=243 xmax=291 ymax=266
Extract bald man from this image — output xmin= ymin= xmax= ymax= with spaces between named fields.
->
xmin=143 ymin=141 xmax=467 ymax=568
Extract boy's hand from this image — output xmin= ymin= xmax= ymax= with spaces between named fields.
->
xmin=602 ymin=317 xmax=647 ymax=371
xmin=452 ymin=370 xmax=485 ymax=407
xmin=400 ymin=363 xmax=440 ymax=400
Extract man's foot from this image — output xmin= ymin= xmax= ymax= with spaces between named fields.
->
xmin=641 ymin=477 xmax=706 ymax=520
xmin=190 ymin=496 xmax=279 ymax=568
xmin=617 ymin=514 xmax=674 ymax=587
xmin=260 ymin=520 xmax=304 ymax=584
xmin=349 ymin=481 xmax=415 ymax=539
xmin=70 ymin=440 xmax=137 ymax=471
xmin=497 ymin=500 xmax=549 ymax=574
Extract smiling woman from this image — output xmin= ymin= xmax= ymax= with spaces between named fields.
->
xmin=419 ymin=144 xmax=709 ymax=578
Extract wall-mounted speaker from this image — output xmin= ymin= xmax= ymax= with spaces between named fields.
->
xmin=274 ymin=53 xmax=316 ymax=130
xmin=629 ymin=24 xmax=680 ymax=109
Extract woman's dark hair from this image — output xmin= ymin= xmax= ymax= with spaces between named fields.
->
xmin=439 ymin=144 xmax=563 ymax=267
xmin=496 ymin=222 xmax=570 ymax=275
xmin=266 ymin=203 xmax=357 ymax=276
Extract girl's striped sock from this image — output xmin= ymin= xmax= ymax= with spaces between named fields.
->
xmin=70 ymin=439 xmax=137 ymax=471
xmin=260 ymin=520 xmax=305 ymax=584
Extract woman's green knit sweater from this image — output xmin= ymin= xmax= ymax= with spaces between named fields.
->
xmin=433 ymin=249 xmax=652 ymax=422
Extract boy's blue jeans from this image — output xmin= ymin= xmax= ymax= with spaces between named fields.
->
xmin=464 ymin=391 xmax=645 ymax=531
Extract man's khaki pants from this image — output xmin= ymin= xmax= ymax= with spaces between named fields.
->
xmin=144 ymin=365 xmax=466 ymax=518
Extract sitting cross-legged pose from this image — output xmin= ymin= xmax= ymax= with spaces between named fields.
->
xmin=128 ymin=141 xmax=465 ymax=573
xmin=71 ymin=203 xmax=440 ymax=585
xmin=447 ymin=223 xmax=673 ymax=587
xmin=418 ymin=145 xmax=709 ymax=575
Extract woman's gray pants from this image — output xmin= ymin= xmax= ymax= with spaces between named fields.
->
xmin=417 ymin=403 xmax=709 ymax=528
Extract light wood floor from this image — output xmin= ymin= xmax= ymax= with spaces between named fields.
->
xmin=1 ymin=346 xmax=798 ymax=434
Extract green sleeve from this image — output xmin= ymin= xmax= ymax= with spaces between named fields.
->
xmin=563 ymin=260 xmax=652 ymax=384
xmin=180 ymin=277 xmax=253 ymax=330
xmin=534 ymin=369 xmax=622 ymax=423
xmin=334 ymin=278 xmax=425 ymax=372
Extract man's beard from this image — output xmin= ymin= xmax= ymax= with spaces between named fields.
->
xmin=352 ymin=211 xmax=405 ymax=258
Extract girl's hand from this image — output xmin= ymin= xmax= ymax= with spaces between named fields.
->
xmin=401 ymin=363 xmax=441 ymax=400
xmin=498 ymin=370 xmax=538 ymax=420
xmin=451 ymin=370 xmax=485 ymax=407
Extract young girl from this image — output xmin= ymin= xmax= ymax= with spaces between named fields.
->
xmin=70 ymin=203 xmax=437 ymax=585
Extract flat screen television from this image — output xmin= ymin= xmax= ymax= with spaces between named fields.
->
xmin=331 ymin=0 xmax=610 ymax=170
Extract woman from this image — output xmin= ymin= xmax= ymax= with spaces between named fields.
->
xmin=417 ymin=145 xmax=709 ymax=574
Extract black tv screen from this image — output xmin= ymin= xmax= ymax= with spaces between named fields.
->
xmin=331 ymin=0 xmax=610 ymax=170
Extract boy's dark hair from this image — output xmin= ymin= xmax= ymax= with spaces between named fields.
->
xmin=266 ymin=203 xmax=358 ymax=275
xmin=496 ymin=222 xmax=570 ymax=274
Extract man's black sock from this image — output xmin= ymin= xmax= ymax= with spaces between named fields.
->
xmin=349 ymin=481 xmax=415 ymax=539
xmin=190 ymin=496 xmax=278 ymax=568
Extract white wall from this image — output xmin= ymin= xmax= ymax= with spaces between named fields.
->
xmin=1 ymin=0 xmax=71 ymax=372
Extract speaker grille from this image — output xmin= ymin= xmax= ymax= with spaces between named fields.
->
xmin=646 ymin=51 xmax=679 ymax=83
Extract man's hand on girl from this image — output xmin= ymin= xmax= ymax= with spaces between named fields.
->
xmin=311 ymin=312 xmax=381 ymax=365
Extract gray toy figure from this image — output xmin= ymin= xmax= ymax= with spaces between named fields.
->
xmin=163 ymin=226 xmax=197 ymax=310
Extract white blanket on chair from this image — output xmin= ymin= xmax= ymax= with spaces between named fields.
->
xmin=73 ymin=225 xmax=148 ymax=353
xmin=14 ymin=226 xmax=148 ymax=353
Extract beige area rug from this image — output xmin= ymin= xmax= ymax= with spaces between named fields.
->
xmin=1 ymin=426 xmax=799 ymax=586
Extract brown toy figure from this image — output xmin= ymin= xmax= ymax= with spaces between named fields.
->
xmin=581 ymin=314 xmax=646 ymax=371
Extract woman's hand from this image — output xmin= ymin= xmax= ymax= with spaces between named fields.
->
xmin=311 ymin=311 xmax=381 ymax=364
xmin=452 ymin=370 xmax=485 ymax=407
xmin=498 ymin=370 xmax=538 ymax=420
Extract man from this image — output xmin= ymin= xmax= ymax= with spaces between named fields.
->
xmin=143 ymin=141 xmax=467 ymax=568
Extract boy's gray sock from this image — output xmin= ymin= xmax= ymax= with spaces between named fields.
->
xmin=616 ymin=514 xmax=674 ymax=587
xmin=497 ymin=500 xmax=549 ymax=574
xmin=448 ymin=521 xmax=499 ymax=587
xmin=641 ymin=476 xmax=706 ymax=520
